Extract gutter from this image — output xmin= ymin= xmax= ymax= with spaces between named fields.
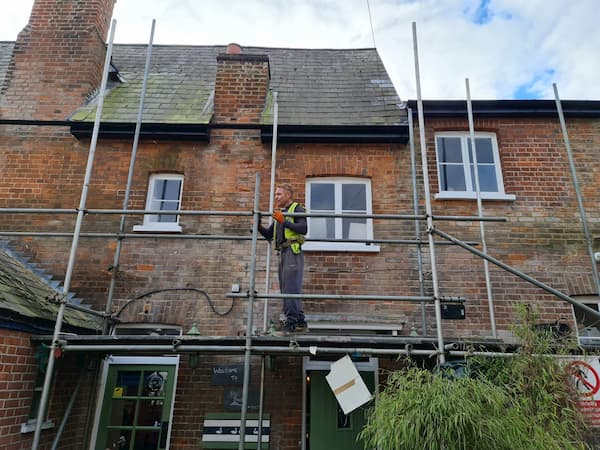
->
xmin=407 ymin=99 xmax=600 ymax=118
xmin=2 ymin=119 xmax=409 ymax=143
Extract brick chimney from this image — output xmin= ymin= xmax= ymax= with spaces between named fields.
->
xmin=0 ymin=0 xmax=116 ymax=120
xmin=213 ymin=43 xmax=270 ymax=124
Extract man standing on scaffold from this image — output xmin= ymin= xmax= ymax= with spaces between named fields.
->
xmin=258 ymin=184 xmax=308 ymax=334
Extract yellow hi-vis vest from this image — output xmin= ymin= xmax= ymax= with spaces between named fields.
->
xmin=274 ymin=202 xmax=305 ymax=254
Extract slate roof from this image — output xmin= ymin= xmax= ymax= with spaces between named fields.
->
xmin=0 ymin=242 xmax=103 ymax=333
xmin=68 ymin=45 xmax=406 ymax=126
xmin=0 ymin=41 xmax=15 ymax=92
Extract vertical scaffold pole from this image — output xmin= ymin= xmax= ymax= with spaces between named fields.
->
xmin=256 ymin=90 xmax=278 ymax=450
xmin=465 ymin=78 xmax=497 ymax=338
xmin=32 ymin=19 xmax=117 ymax=450
xmin=553 ymin=84 xmax=600 ymax=293
xmin=411 ymin=22 xmax=445 ymax=363
xmin=239 ymin=173 xmax=261 ymax=450
xmin=408 ymin=108 xmax=427 ymax=335
xmin=105 ymin=19 xmax=156 ymax=330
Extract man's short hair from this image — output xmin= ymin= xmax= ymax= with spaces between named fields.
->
xmin=279 ymin=184 xmax=293 ymax=196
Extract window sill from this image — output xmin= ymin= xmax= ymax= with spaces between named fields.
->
xmin=435 ymin=192 xmax=516 ymax=201
xmin=133 ymin=223 xmax=182 ymax=233
xmin=303 ymin=242 xmax=380 ymax=253
xmin=21 ymin=419 xmax=54 ymax=434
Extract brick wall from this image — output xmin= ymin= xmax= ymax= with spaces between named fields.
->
xmin=214 ymin=53 xmax=270 ymax=124
xmin=0 ymin=329 xmax=37 ymax=450
xmin=1 ymin=115 xmax=598 ymax=338
xmin=0 ymin=0 xmax=116 ymax=120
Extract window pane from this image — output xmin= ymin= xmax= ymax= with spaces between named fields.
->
xmin=116 ymin=371 xmax=141 ymax=396
xmin=468 ymin=138 xmax=494 ymax=163
xmin=153 ymin=179 xmax=181 ymax=201
xmin=437 ymin=137 xmax=462 ymax=163
xmin=439 ymin=165 xmax=466 ymax=191
xmin=106 ymin=429 xmax=131 ymax=450
xmin=343 ymin=218 xmax=367 ymax=239
xmin=471 ymin=165 xmax=498 ymax=192
xmin=142 ymin=371 xmax=167 ymax=397
xmin=311 ymin=183 xmax=335 ymax=210
xmin=342 ymin=184 xmax=366 ymax=210
xmin=137 ymin=399 xmax=164 ymax=427
xmin=133 ymin=429 xmax=159 ymax=450
xmin=110 ymin=399 xmax=136 ymax=426
xmin=310 ymin=217 xmax=335 ymax=239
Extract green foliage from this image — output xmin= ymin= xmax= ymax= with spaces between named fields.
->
xmin=359 ymin=304 xmax=589 ymax=450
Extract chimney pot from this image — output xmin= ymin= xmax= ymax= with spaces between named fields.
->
xmin=226 ymin=43 xmax=242 ymax=54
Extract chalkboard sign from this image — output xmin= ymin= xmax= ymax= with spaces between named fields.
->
xmin=211 ymin=364 xmax=244 ymax=385
xmin=224 ymin=387 xmax=259 ymax=412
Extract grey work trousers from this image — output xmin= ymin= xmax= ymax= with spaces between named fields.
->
xmin=278 ymin=247 xmax=305 ymax=325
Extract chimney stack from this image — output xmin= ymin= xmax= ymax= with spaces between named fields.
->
xmin=0 ymin=0 xmax=116 ymax=120
xmin=214 ymin=43 xmax=270 ymax=124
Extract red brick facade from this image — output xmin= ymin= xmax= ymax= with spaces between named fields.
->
xmin=0 ymin=330 xmax=38 ymax=450
xmin=0 ymin=0 xmax=116 ymax=120
xmin=1 ymin=1 xmax=599 ymax=449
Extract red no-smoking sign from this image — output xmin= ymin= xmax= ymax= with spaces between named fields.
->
xmin=567 ymin=360 xmax=600 ymax=398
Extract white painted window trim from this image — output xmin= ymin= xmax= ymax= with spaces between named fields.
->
xmin=303 ymin=177 xmax=380 ymax=253
xmin=133 ymin=173 xmax=184 ymax=232
xmin=571 ymin=297 xmax=600 ymax=346
xmin=434 ymin=132 xmax=514 ymax=200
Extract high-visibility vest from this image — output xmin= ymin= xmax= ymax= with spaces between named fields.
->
xmin=274 ymin=202 xmax=305 ymax=254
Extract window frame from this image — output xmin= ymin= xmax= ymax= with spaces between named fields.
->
xmin=303 ymin=177 xmax=379 ymax=252
xmin=571 ymin=296 xmax=600 ymax=346
xmin=434 ymin=132 xmax=515 ymax=201
xmin=133 ymin=173 xmax=184 ymax=232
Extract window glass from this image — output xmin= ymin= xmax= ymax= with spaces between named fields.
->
xmin=472 ymin=165 xmax=498 ymax=192
xmin=306 ymin=178 xmax=374 ymax=251
xmin=468 ymin=138 xmax=494 ymax=164
xmin=135 ymin=174 xmax=184 ymax=231
xmin=311 ymin=183 xmax=335 ymax=210
xmin=436 ymin=133 xmax=505 ymax=197
xmin=342 ymin=184 xmax=366 ymax=210
xmin=439 ymin=165 xmax=466 ymax=191
xmin=437 ymin=137 xmax=462 ymax=163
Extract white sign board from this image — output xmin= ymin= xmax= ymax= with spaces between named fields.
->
xmin=565 ymin=357 xmax=600 ymax=427
xmin=326 ymin=355 xmax=372 ymax=415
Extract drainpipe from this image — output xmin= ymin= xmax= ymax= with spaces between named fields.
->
xmin=31 ymin=20 xmax=117 ymax=450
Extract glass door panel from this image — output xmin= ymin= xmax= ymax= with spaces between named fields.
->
xmin=96 ymin=364 xmax=176 ymax=450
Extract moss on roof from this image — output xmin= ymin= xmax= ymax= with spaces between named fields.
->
xmin=69 ymin=45 xmax=406 ymax=127
xmin=0 ymin=245 xmax=103 ymax=332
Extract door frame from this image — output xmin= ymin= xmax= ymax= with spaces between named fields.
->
xmin=302 ymin=357 xmax=378 ymax=450
xmin=88 ymin=355 xmax=180 ymax=450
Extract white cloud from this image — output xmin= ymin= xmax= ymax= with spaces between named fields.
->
xmin=0 ymin=0 xmax=599 ymax=100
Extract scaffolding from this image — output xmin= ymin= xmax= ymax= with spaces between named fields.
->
xmin=0 ymin=20 xmax=598 ymax=450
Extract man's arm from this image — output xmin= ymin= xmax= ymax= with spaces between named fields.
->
xmin=258 ymin=222 xmax=274 ymax=240
xmin=284 ymin=205 xmax=307 ymax=235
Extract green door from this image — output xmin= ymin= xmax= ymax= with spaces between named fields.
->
xmin=96 ymin=364 xmax=177 ymax=450
xmin=309 ymin=370 xmax=375 ymax=450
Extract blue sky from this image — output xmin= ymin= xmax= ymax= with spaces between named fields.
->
xmin=1 ymin=0 xmax=598 ymax=100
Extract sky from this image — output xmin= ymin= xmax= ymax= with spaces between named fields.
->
xmin=0 ymin=0 xmax=598 ymax=101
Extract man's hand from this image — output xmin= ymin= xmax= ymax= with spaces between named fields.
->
xmin=273 ymin=210 xmax=285 ymax=224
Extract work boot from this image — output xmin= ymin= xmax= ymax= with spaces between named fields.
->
xmin=273 ymin=322 xmax=296 ymax=336
xmin=295 ymin=321 xmax=308 ymax=332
